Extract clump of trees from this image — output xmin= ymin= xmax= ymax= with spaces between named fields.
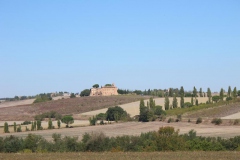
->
xmin=105 ymin=106 xmax=128 ymax=122
xmin=33 ymin=93 xmax=52 ymax=103
xmin=139 ymin=98 xmax=166 ymax=122
xmin=34 ymin=111 xmax=62 ymax=121
xmin=80 ymin=89 xmax=90 ymax=97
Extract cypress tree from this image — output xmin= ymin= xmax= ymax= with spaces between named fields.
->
xmin=233 ymin=87 xmax=237 ymax=99
xmin=57 ymin=120 xmax=61 ymax=129
xmin=4 ymin=122 xmax=9 ymax=133
xmin=199 ymin=88 xmax=203 ymax=97
xmin=228 ymin=86 xmax=232 ymax=97
xmin=207 ymin=88 xmax=212 ymax=103
xmin=13 ymin=122 xmax=17 ymax=132
xmin=220 ymin=88 xmax=224 ymax=101
xmin=172 ymin=95 xmax=178 ymax=108
xmin=164 ymin=96 xmax=170 ymax=110
xmin=180 ymin=95 xmax=184 ymax=108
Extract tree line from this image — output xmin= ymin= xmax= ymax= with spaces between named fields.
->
xmin=1 ymin=126 xmax=240 ymax=152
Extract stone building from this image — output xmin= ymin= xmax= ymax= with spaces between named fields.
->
xmin=90 ymin=83 xmax=118 ymax=96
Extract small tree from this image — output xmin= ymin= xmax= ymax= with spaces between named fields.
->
xmin=180 ymin=95 xmax=184 ymax=108
xmin=193 ymin=86 xmax=197 ymax=98
xmin=13 ymin=122 xmax=17 ymax=132
xmin=196 ymin=99 xmax=198 ymax=106
xmin=207 ymin=88 xmax=212 ymax=103
xmin=199 ymin=88 xmax=203 ymax=97
xmin=172 ymin=95 xmax=178 ymax=108
xmin=48 ymin=119 xmax=53 ymax=129
xmin=164 ymin=96 xmax=170 ymax=110
xmin=70 ymin=93 xmax=76 ymax=98
xmin=80 ymin=89 xmax=90 ymax=97
xmin=4 ymin=122 xmax=9 ymax=133
xmin=61 ymin=115 xmax=74 ymax=128
xmin=191 ymin=97 xmax=194 ymax=106
xmin=17 ymin=125 xmax=22 ymax=132
xmin=92 ymin=84 xmax=99 ymax=88
xmin=228 ymin=86 xmax=232 ymax=97
xmin=219 ymin=88 xmax=224 ymax=101
xmin=233 ymin=87 xmax=238 ymax=99
xmin=212 ymin=95 xmax=220 ymax=103
xmin=34 ymin=121 xmax=37 ymax=131
xmin=57 ymin=120 xmax=61 ymax=129
xmin=37 ymin=120 xmax=42 ymax=130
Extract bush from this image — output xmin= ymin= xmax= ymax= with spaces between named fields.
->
xmin=234 ymin=119 xmax=240 ymax=125
xmin=33 ymin=94 xmax=52 ymax=103
xmin=196 ymin=117 xmax=202 ymax=124
xmin=168 ymin=118 xmax=174 ymax=123
xmin=154 ymin=105 xmax=166 ymax=116
xmin=96 ymin=113 xmax=106 ymax=120
xmin=184 ymin=102 xmax=193 ymax=108
xmin=21 ymin=121 xmax=31 ymax=125
xmin=89 ymin=116 xmax=97 ymax=126
xmin=70 ymin=93 xmax=76 ymax=98
xmin=211 ymin=118 xmax=222 ymax=125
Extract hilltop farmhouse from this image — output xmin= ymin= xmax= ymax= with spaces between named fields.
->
xmin=90 ymin=83 xmax=118 ymax=96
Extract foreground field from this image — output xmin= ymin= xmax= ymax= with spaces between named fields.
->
xmin=1 ymin=121 xmax=240 ymax=140
xmin=0 ymin=152 xmax=240 ymax=160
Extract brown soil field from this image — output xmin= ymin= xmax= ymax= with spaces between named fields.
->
xmin=0 ymin=95 xmax=147 ymax=121
xmin=0 ymin=152 xmax=240 ymax=160
xmin=1 ymin=121 xmax=240 ymax=140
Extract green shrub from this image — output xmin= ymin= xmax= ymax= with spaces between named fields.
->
xmin=196 ymin=117 xmax=202 ymax=124
xmin=211 ymin=118 xmax=222 ymax=125
xmin=234 ymin=119 xmax=240 ymax=125
xmin=21 ymin=121 xmax=31 ymax=125
xmin=96 ymin=113 xmax=106 ymax=120
xmin=184 ymin=102 xmax=193 ymax=108
xmin=89 ymin=116 xmax=97 ymax=126
xmin=167 ymin=118 xmax=174 ymax=123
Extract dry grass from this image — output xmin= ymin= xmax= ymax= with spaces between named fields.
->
xmin=0 ymin=152 xmax=240 ymax=160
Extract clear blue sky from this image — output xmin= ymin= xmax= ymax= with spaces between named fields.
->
xmin=1 ymin=0 xmax=240 ymax=97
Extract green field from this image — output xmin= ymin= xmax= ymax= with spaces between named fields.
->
xmin=0 ymin=152 xmax=240 ymax=160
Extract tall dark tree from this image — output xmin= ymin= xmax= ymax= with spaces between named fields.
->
xmin=191 ymin=97 xmax=194 ymax=106
xmin=179 ymin=86 xmax=184 ymax=96
xmin=199 ymin=88 xmax=203 ymax=97
xmin=193 ymin=86 xmax=197 ymax=98
xmin=172 ymin=94 xmax=178 ymax=108
xmin=164 ymin=96 xmax=170 ymax=110
xmin=139 ymin=99 xmax=145 ymax=115
xmin=220 ymin=88 xmax=224 ymax=101
xmin=4 ymin=122 xmax=9 ymax=133
xmin=180 ymin=95 xmax=184 ymax=108
xmin=207 ymin=88 xmax=212 ymax=103
xmin=233 ymin=87 xmax=237 ymax=99
xmin=149 ymin=97 xmax=155 ymax=109
xmin=168 ymin=88 xmax=173 ymax=97
xmin=228 ymin=86 xmax=232 ymax=97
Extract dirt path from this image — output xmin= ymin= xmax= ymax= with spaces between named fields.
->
xmin=1 ymin=121 xmax=239 ymax=140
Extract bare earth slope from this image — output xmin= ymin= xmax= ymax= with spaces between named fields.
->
xmin=0 ymin=95 xmax=147 ymax=121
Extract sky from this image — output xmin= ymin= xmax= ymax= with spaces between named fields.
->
xmin=0 ymin=0 xmax=240 ymax=97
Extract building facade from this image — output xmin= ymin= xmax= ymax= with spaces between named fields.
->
xmin=90 ymin=83 xmax=118 ymax=96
